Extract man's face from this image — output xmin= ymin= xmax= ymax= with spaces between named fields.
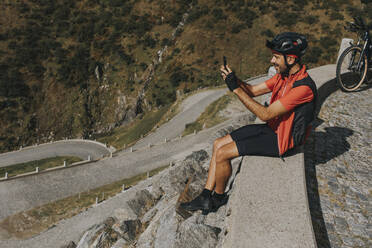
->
xmin=270 ymin=53 xmax=287 ymax=74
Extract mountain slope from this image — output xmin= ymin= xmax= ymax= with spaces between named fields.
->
xmin=0 ymin=0 xmax=370 ymax=152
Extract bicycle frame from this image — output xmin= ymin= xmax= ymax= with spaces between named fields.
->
xmin=351 ymin=30 xmax=371 ymax=72
xmin=366 ymin=33 xmax=371 ymax=64
xmin=362 ymin=30 xmax=371 ymax=62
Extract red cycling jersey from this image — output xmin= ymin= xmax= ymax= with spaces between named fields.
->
xmin=265 ymin=65 xmax=316 ymax=155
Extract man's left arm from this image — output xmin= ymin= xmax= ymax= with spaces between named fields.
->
xmin=232 ymin=88 xmax=288 ymax=122
xmin=232 ymin=85 xmax=314 ymax=122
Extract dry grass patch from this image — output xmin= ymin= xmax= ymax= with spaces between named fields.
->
xmin=182 ymin=92 xmax=232 ymax=136
xmin=0 ymin=156 xmax=82 ymax=178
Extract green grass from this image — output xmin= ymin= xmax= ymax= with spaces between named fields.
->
xmin=0 ymin=156 xmax=82 ymax=178
xmin=183 ymin=92 xmax=232 ymax=136
xmin=0 ymin=165 xmax=168 ymax=239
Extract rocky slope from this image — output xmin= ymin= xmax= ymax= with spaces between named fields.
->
xmin=60 ymin=145 xmax=242 ymax=248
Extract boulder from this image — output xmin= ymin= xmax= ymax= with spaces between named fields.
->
xmin=76 ymin=218 xmax=119 ymax=248
xmin=153 ymin=206 xmax=181 ymax=248
xmin=175 ymin=215 xmax=221 ymax=248
xmin=111 ymin=238 xmax=129 ymax=248
xmin=76 ymin=224 xmax=106 ymax=248
xmin=60 ymin=241 xmax=77 ymax=248
xmin=127 ymin=189 xmax=158 ymax=217
xmin=113 ymin=206 xmax=137 ymax=222
xmin=119 ymin=219 xmax=142 ymax=242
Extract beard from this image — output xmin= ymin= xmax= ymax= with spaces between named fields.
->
xmin=273 ymin=63 xmax=288 ymax=74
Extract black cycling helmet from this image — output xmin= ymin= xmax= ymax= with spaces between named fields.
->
xmin=266 ymin=32 xmax=308 ymax=58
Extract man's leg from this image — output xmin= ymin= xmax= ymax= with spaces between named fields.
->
xmin=205 ymin=134 xmax=234 ymax=191
xmin=214 ymin=141 xmax=239 ymax=194
xmin=180 ymin=124 xmax=278 ymax=213
xmin=180 ymin=134 xmax=235 ymax=212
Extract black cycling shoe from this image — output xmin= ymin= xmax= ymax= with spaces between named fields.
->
xmin=210 ymin=193 xmax=229 ymax=212
xmin=180 ymin=192 xmax=212 ymax=212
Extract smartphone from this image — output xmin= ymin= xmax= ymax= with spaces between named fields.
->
xmin=223 ymin=56 xmax=227 ymax=71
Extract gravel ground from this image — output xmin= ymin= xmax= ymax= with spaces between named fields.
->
xmin=305 ymin=84 xmax=372 ymax=248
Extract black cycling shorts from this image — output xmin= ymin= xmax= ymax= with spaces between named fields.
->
xmin=230 ymin=124 xmax=279 ymax=157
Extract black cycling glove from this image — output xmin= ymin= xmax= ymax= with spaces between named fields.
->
xmin=225 ymin=72 xmax=239 ymax=91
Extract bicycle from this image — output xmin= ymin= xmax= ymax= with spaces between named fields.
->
xmin=336 ymin=16 xmax=372 ymax=92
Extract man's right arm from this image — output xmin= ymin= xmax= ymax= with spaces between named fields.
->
xmin=238 ymin=79 xmax=271 ymax=97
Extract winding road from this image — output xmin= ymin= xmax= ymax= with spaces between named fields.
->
xmin=0 ymin=88 xmax=231 ymax=220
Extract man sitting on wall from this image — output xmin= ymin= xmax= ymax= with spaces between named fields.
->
xmin=180 ymin=32 xmax=318 ymax=213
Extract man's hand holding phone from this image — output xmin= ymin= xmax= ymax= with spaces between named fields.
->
xmin=220 ymin=56 xmax=238 ymax=92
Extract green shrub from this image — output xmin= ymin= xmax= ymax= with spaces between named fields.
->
xmin=205 ymin=19 xmax=214 ymax=29
xmin=170 ymin=70 xmax=189 ymax=87
xmin=346 ymin=6 xmax=363 ymax=17
xmin=140 ymin=62 xmax=147 ymax=71
xmin=54 ymin=6 xmax=70 ymax=20
xmin=8 ymin=41 xmax=18 ymax=50
xmin=169 ymin=10 xmax=184 ymax=27
xmin=0 ymin=32 xmax=8 ymax=41
xmin=143 ymin=35 xmax=156 ymax=49
xmin=319 ymin=36 xmax=336 ymax=50
xmin=187 ymin=5 xmax=209 ymax=23
xmin=18 ymin=2 xmax=30 ymax=13
xmin=0 ymin=69 xmax=29 ymax=97
xmin=293 ymin=0 xmax=308 ymax=9
xmin=321 ymin=23 xmax=330 ymax=32
xmin=303 ymin=15 xmax=319 ymax=25
xmin=303 ymin=46 xmax=322 ymax=64
xmin=186 ymin=43 xmax=195 ymax=53
xmin=56 ymin=45 xmax=91 ymax=88
xmin=107 ymin=0 xmax=123 ymax=7
xmin=172 ymin=48 xmax=181 ymax=55
xmin=258 ymin=2 xmax=269 ymax=13
xmin=330 ymin=11 xmax=344 ymax=21
xmin=212 ymin=8 xmax=226 ymax=21
xmin=236 ymin=8 xmax=257 ymax=28
xmin=261 ymin=29 xmax=275 ymax=38
xmin=276 ymin=11 xmax=299 ymax=26
xmin=162 ymin=38 xmax=174 ymax=47
xmin=231 ymin=24 xmax=244 ymax=34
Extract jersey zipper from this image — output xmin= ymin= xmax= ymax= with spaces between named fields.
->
xmin=277 ymin=77 xmax=289 ymax=158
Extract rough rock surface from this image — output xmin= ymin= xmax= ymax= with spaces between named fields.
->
xmin=305 ymin=86 xmax=372 ymax=248
xmin=60 ymin=149 xmax=237 ymax=248
xmin=59 ymin=146 xmax=243 ymax=248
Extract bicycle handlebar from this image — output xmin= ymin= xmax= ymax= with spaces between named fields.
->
xmin=345 ymin=16 xmax=370 ymax=32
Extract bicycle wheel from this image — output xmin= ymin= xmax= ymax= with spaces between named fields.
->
xmin=336 ymin=46 xmax=368 ymax=91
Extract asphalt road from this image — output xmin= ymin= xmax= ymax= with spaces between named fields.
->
xmin=0 ymin=140 xmax=111 ymax=168
xmin=132 ymin=89 xmax=226 ymax=150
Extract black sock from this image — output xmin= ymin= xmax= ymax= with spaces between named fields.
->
xmin=213 ymin=192 xmax=225 ymax=200
xmin=201 ymin=188 xmax=212 ymax=197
